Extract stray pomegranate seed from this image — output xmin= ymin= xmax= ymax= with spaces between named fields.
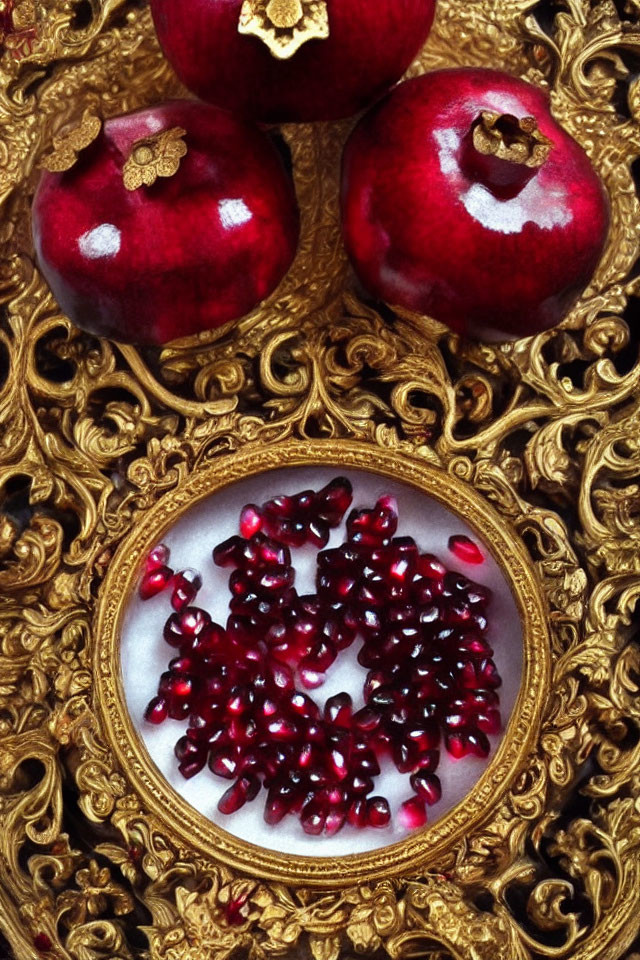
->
xmin=226 ymin=894 xmax=250 ymax=926
xmin=34 ymin=934 xmax=52 ymax=953
xmin=128 ymin=844 xmax=142 ymax=862
xmin=139 ymin=565 xmax=173 ymax=600
xmin=399 ymin=796 xmax=428 ymax=829
xmin=448 ymin=535 xmax=484 ymax=565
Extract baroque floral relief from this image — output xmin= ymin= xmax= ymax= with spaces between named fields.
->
xmin=1 ymin=0 xmax=640 ymax=959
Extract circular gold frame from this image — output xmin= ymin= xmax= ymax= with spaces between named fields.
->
xmin=95 ymin=439 xmax=550 ymax=887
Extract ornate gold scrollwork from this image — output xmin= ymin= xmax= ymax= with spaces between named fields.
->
xmin=1 ymin=0 xmax=640 ymax=958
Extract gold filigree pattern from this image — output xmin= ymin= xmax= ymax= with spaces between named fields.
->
xmin=0 ymin=0 xmax=640 ymax=959
xmin=238 ymin=0 xmax=329 ymax=59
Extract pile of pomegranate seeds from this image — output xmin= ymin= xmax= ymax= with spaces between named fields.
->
xmin=142 ymin=477 xmax=502 ymax=837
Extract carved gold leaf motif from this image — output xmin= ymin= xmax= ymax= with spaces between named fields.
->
xmin=1 ymin=0 xmax=640 ymax=959
xmin=40 ymin=111 xmax=102 ymax=173
xmin=238 ymin=0 xmax=329 ymax=59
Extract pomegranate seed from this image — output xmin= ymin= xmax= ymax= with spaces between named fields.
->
xmin=316 ymin=477 xmax=353 ymax=524
xmin=308 ymin=519 xmax=330 ymax=548
xmin=297 ymin=742 xmax=316 ymax=769
xmin=146 ymin=543 xmax=170 ymax=571
xmin=209 ymin=747 xmax=239 ymax=779
xmin=264 ymin=494 xmax=295 ymax=518
xmin=218 ymin=775 xmax=260 ymax=814
xmin=353 ymin=706 xmax=381 ymax=734
xmin=139 ymin=565 xmax=173 ymax=600
xmin=226 ymin=894 xmax=250 ymax=926
xmin=300 ymin=667 xmax=325 ymax=689
xmin=288 ymin=692 xmax=320 ymax=719
xmin=240 ymin=504 xmax=263 ymax=538
xmin=366 ymin=796 xmax=391 ymax=828
xmin=354 ymin=751 xmax=380 ymax=778
xmin=164 ymin=607 xmax=212 ymax=648
xmin=411 ymin=771 xmax=442 ymax=805
xmin=267 ymin=662 xmax=295 ymax=693
xmin=301 ymin=798 xmax=326 ymax=835
xmin=393 ymin=741 xmax=421 ymax=774
xmin=346 ymin=774 xmax=375 ymax=796
xmin=329 ymin=745 xmax=350 ymax=781
xmin=448 ymin=535 xmax=484 ymax=565
xmin=301 ymin=640 xmax=337 ymax=674
xmin=144 ymin=696 xmax=168 ymax=725
xmin=168 ymin=699 xmax=191 ymax=720
xmin=264 ymin=790 xmax=293 ymax=824
xmin=179 ymin=757 xmax=206 ymax=779
xmin=348 ymin=798 xmax=368 ymax=827
xmin=417 ymin=554 xmax=447 ymax=580
xmin=325 ymin=805 xmax=347 ymax=836
xmin=405 ymin=724 xmax=440 ymax=752
xmin=34 ymin=934 xmax=52 ymax=953
xmin=399 ymin=796 xmax=428 ymax=829
xmin=445 ymin=729 xmax=491 ymax=759
xmin=414 ymin=749 xmax=440 ymax=773
xmin=267 ymin=716 xmax=299 ymax=742
xmin=171 ymin=568 xmax=202 ymax=611
xmin=213 ymin=536 xmax=246 ymax=567
xmin=476 ymin=709 xmax=502 ymax=735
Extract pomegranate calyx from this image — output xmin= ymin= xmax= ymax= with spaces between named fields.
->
xmin=238 ymin=0 xmax=329 ymax=61
xmin=472 ymin=111 xmax=552 ymax=169
xmin=122 ymin=127 xmax=188 ymax=192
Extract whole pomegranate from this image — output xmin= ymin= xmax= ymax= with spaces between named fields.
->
xmin=150 ymin=0 xmax=437 ymax=123
xmin=341 ymin=68 xmax=610 ymax=340
xmin=33 ymin=101 xmax=300 ymax=346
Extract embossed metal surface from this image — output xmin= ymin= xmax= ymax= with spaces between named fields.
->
xmin=1 ymin=1 xmax=640 ymax=959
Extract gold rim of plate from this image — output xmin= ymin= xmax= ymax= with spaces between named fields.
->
xmin=94 ymin=439 xmax=550 ymax=886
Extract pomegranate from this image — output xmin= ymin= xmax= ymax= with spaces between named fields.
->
xmin=32 ymin=101 xmax=299 ymax=345
xmin=149 ymin=0 xmax=437 ymax=123
xmin=341 ymin=68 xmax=610 ymax=340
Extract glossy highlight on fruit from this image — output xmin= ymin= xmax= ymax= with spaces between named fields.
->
xmin=33 ymin=101 xmax=300 ymax=345
xmin=150 ymin=0 xmax=437 ymax=123
xmin=341 ymin=68 xmax=610 ymax=340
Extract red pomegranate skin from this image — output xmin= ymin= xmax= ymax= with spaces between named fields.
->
xmin=150 ymin=0 xmax=437 ymax=124
xmin=341 ymin=68 xmax=610 ymax=340
xmin=32 ymin=101 xmax=300 ymax=345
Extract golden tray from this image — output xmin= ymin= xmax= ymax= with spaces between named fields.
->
xmin=2 ymin=1 xmax=640 ymax=959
